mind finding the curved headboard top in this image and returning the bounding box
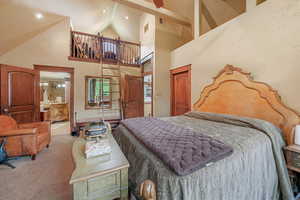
[194,65,300,145]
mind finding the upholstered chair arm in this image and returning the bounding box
[0,128,37,137]
[19,121,50,134]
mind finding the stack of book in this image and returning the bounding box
[85,139,111,159]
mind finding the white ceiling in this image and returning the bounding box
[1,0,144,41]
[0,1,65,56]
[0,0,195,55]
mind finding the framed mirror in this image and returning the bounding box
[85,76,112,109]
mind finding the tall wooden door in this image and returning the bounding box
[0,65,40,123]
[170,65,191,116]
[122,75,144,119]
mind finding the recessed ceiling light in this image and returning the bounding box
[125,16,129,20]
[102,9,106,14]
[35,13,44,19]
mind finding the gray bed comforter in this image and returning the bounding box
[113,111,294,200]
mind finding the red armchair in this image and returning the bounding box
[0,115,51,160]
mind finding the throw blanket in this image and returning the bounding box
[121,117,233,175]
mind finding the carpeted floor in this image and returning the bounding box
[0,135,76,200]
[51,121,71,136]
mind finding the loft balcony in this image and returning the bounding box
[69,31,141,67]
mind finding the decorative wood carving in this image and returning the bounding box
[140,180,156,200]
[194,65,300,145]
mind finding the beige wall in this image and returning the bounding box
[171,0,300,113]
[154,18,192,117]
[0,17,141,121]
[144,103,152,117]
[100,25,120,39]
[140,13,156,58]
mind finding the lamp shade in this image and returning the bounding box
[295,125,300,145]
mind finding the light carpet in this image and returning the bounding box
[0,135,75,200]
[51,122,71,136]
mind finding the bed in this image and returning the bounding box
[113,65,300,200]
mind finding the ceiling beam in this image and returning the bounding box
[112,0,191,27]
[202,2,217,29]
[153,0,164,8]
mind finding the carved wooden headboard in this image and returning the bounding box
[194,65,300,145]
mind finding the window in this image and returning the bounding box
[85,76,111,109]
[257,0,266,5]
[144,75,152,103]
[144,23,149,33]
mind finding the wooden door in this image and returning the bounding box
[122,75,144,119]
[170,65,191,116]
[0,65,40,123]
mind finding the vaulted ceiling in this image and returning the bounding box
[0,2,65,56]
[2,0,143,36]
[0,0,248,56]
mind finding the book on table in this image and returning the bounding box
[85,139,111,159]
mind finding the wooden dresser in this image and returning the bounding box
[70,131,129,200]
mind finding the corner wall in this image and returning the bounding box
[0,17,141,121]
[171,0,300,112]
[154,18,192,117]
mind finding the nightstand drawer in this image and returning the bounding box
[284,145,300,172]
[287,151,300,168]
[88,171,120,194]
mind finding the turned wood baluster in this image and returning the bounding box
[126,44,131,64]
[130,45,133,65]
[88,36,90,59]
[72,32,75,58]
[84,35,88,58]
[126,44,129,64]
[81,35,84,58]
[91,36,94,59]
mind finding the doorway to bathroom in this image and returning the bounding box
[34,65,74,135]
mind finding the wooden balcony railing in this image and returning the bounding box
[69,31,141,67]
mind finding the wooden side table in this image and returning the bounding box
[70,132,129,200]
[284,145,300,199]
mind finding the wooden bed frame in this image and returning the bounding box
[139,65,300,200]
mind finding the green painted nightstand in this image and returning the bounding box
[284,145,300,199]
[70,133,129,200]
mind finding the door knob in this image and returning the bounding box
[2,107,9,114]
